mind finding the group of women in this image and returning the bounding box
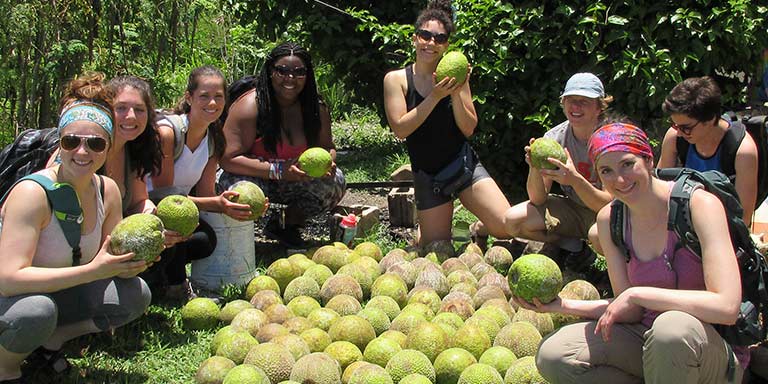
[0,0,753,382]
[0,41,342,381]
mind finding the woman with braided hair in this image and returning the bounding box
[219,42,345,249]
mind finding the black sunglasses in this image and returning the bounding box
[273,65,308,79]
[60,134,108,153]
[671,120,701,135]
[416,29,449,44]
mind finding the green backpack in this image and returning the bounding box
[0,174,103,266]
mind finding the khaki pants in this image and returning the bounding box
[536,311,743,384]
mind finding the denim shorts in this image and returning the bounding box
[413,161,490,210]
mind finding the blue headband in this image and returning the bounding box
[57,102,113,141]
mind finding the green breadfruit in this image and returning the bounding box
[289,352,343,384]
[324,340,362,371]
[434,347,477,384]
[458,363,504,384]
[215,332,259,365]
[354,241,383,262]
[363,336,402,368]
[109,213,164,262]
[435,51,469,84]
[219,300,254,324]
[283,276,320,303]
[181,297,220,330]
[479,346,517,377]
[405,322,448,362]
[507,254,563,304]
[155,194,199,237]
[229,181,267,220]
[494,322,542,358]
[348,364,394,384]
[399,373,433,384]
[512,309,554,336]
[244,342,295,383]
[504,356,548,384]
[195,356,236,384]
[222,364,270,384]
[385,349,436,383]
[529,137,567,170]
[327,315,376,352]
[298,147,333,178]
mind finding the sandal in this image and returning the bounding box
[26,347,71,375]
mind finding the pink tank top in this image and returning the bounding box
[624,214,749,366]
[249,137,306,161]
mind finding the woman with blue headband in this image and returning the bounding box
[0,72,152,383]
[516,120,746,383]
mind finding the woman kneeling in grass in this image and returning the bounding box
[0,72,152,383]
[516,121,747,383]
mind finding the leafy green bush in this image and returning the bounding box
[235,0,767,198]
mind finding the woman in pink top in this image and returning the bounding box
[517,120,746,383]
[219,42,345,248]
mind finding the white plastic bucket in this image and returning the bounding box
[190,211,256,292]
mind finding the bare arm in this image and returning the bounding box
[150,124,176,188]
[619,191,741,325]
[125,171,156,215]
[220,92,272,178]
[0,180,144,296]
[189,157,252,221]
[383,69,442,139]
[657,128,679,168]
[734,134,759,225]
[542,148,612,212]
[450,71,478,137]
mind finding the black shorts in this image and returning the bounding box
[413,161,490,210]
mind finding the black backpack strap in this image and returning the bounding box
[675,136,689,167]
[609,200,631,262]
[1,174,83,265]
[667,170,703,256]
[719,115,746,178]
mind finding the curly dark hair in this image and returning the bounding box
[415,0,455,35]
[107,76,162,177]
[173,65,227,159]
[253,42,322,155]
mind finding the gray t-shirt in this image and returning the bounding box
[543,121,600,207]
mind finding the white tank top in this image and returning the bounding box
[147,130,210,197]
[0,172,105,267]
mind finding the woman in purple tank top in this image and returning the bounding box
[515,121,746,383]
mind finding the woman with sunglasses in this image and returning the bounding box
[142,65,253,301]
[219,42,345,249]
[383,0,514,246]
[524,121,746,383]
[0,72,151,383]
[658,76,759,225]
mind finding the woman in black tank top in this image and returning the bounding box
[383,0,516,246]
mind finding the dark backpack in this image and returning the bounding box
[610,168,768,347]
[0,128,60,198]
[675,112,768,207]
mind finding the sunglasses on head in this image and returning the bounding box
[416,29,449,44]
[272,65,308,79]
[60,134,108,153]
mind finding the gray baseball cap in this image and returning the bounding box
[561,73,605,99]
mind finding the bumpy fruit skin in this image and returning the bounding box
[229,181,267,220]
[298,147,333,178]
[156,195,199,237]
[435,51,469,84]
[507,253,563,304]
[109,213,165,262]
[529,137,567,170]
[181,297,221,330]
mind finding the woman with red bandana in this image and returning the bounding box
[519,121,747,383]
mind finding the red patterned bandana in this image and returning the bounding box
[588,123,653,165]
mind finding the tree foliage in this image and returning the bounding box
[1,0,766,196]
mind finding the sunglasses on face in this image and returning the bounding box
[415,29,449,44]
[671,120,701,135]
[60,134,108,153]
[272,65,308,79]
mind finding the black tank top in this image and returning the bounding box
[404,65,466,174]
